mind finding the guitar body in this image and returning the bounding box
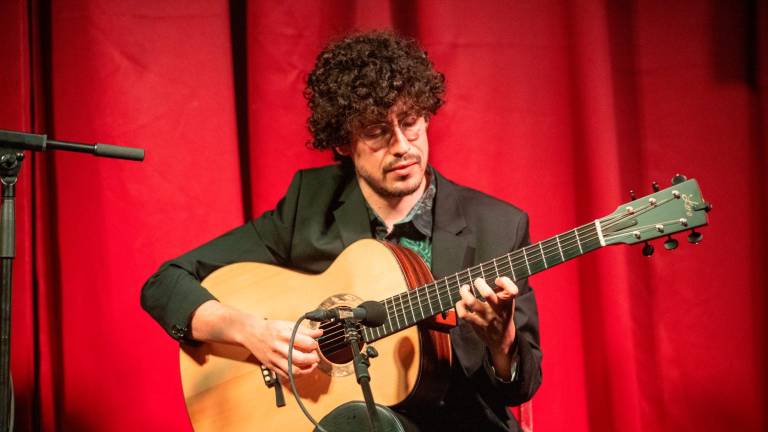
[180,239,452,431]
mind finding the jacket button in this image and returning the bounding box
[171,325,186,338]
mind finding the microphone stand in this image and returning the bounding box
[0,148,22,432]
[0,130,144,432]
[343,319,381,432]
[315,318,405,432]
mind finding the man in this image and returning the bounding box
[141,31,542,431]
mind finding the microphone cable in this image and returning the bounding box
[288,315,330,432]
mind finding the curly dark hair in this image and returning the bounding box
[305,31,445,158]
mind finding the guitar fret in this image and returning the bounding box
[574,228,584,254]
[493,258,499,281]
[455,273,462,295]
[507,253,517,280]
[555,235,565,262]
[385,297,394,334]
[522,247,532,275]
[389,295,398,332]
[425,287,432,317]
[392,294,402,330]
[467,269,478,298]
[539,242,547,268]
[436,281,444,311]
[413,285,423,321]
[426,286,434,317]
[405,289,416,324]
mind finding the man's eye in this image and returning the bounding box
[363,125,387,138]
[401,116,419,128]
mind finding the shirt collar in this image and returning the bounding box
[367,167,436,239]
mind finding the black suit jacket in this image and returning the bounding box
[141,164,542,431]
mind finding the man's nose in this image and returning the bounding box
[388,126,411,156]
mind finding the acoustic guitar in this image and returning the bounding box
[180,176,710,431]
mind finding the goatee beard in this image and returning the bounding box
[356,163,423,198]
[359,171,422,198]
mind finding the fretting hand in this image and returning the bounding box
[456,277,519,378]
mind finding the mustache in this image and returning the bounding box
[384,154,421,172]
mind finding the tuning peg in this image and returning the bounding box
[642,242,654,257]
[687,230,703,244]
[663,235,678,250]
[629,190,636,200]
[671,174,687,185]
[703,202,713,213]
[652,181,660,192]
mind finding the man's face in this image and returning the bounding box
[341,110,429,199]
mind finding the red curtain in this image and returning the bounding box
[1,1,766,431]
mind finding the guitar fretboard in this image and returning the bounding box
[363,221,603,343]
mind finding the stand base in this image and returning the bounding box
[316,402,406,432]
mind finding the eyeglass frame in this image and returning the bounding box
[354,113,427,151]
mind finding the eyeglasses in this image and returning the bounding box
[357,114,425,150]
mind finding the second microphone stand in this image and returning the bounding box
[316,319,405,432]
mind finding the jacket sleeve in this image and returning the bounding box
[454,212,543,408]
[139,171,303,342]
[486,212,543,406]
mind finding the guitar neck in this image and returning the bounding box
[364,221,604,343]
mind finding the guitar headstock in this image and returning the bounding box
[600,175,711,252]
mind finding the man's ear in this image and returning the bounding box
[335,145,351,156]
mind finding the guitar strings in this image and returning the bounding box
[374,224,603,335]
[368,202,666,340]
[379,213,630,329]
[319,198,670,347]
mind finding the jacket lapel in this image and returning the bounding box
[332,175,372,248]
[432,170,489,376]
[432,169,474,278]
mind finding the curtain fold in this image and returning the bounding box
[0,1,765,431]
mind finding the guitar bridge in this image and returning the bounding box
[260,365,286,407]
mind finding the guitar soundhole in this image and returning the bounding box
[317,320,365,365]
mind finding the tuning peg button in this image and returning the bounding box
[687,230,703,244]
[642,242,654,256]
[664,236,678,250]
[671,174,687,185]
[652,181,660,192]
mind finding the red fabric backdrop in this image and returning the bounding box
[1,1,766,431]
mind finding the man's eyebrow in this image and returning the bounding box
[395,111,420,121]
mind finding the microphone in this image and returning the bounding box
[305,300,387,327]
[0,129,145,161]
